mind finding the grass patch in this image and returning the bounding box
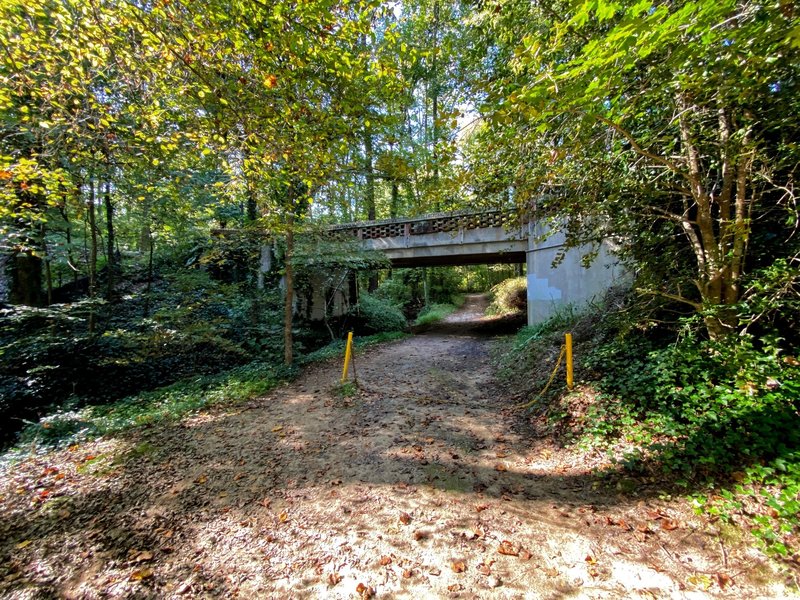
[301,331,408,364]
[9,331,409,453]
[16,361,294,449]
[413,303,458,326]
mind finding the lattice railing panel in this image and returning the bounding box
[329,210,522,240]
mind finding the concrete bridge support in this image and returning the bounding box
[526,226,625,326]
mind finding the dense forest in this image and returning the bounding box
[1,0,800,576]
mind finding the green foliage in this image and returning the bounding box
[583,327,800,477]
[413,303,458,327]
[334,381,359,399]
[494,303,581,387]
[486,277,527,315]
[350,293,407,334]
[300,331,408,364]
[466,0,800,337]
[17,361,293,448]
[374,277,414,309]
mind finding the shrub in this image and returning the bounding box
[351,293,407,333]
[374,278,413,308]
[487,277,527,315]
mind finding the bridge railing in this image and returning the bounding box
[328,209,525,241]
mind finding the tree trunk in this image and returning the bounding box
[87,179,98,333]
[283,214,295,366]
[364,127,376,221]
[138,197,152,253]
[9,252,42,306]
[104,181,116,301]
[41,223,52,305]
[143,230,154,318]
[390,180,399,219]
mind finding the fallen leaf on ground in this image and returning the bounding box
[494,463,507,472]
[448,583,462,591]
[687,573,712,590]
[195,474,207,485]
[356,582,374,598]
[498,540,518,556]
[134,551,154,563]
[475,503,489,512]
[519,548,532,560]
[477,563,492,575]
[272,426,283,432]
[379,556,392,566]
[399,512,412,525]
[660,519,679,531]
[402,569,413,578]
[129,568,153,581]
[715,573,732,589]
[15,540,32,549]
[585,554,597,565]
[451,560,466,573]
[328,573,342,586]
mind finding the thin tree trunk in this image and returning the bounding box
[390,180,399,218]
[283,213,295,366]
[104,181,115,301]
[143,230,154,317]
[87,179,98,333]
[364,127,376,221]
[41,223,52,305]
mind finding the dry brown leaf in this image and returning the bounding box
[271,426,283,433]
[195,474,207,485]
[402,569,413,578]
[447,583,462,591]
[519,548,532,561]
[399,512,412,525]
[477,563,492,576]
[328,573,342,586]
[497,540,518,556]
[129,568,153,581]
[450,560,466,573]
[135,551,154,563]
[715,573,732,589]
[494,463,507,472]
[356,582,374,598]
[585,554,597,565]
[15,540,32,550]
[278,511,288,523]
[379,556,392,566]
[660,519,679,531]
[475,503,489,512]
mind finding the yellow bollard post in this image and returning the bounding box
[341,331,354,383]
[565,332,574,390]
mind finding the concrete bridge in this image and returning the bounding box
[328,210,625,326]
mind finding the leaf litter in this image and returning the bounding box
[0,296,792,598]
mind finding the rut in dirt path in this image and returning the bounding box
[0,299,787,599]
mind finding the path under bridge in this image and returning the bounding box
[327,210,625,326]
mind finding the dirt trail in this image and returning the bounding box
[0,298,789,599]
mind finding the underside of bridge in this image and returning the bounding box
[321,211,627,325]
[387,251,525,268]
